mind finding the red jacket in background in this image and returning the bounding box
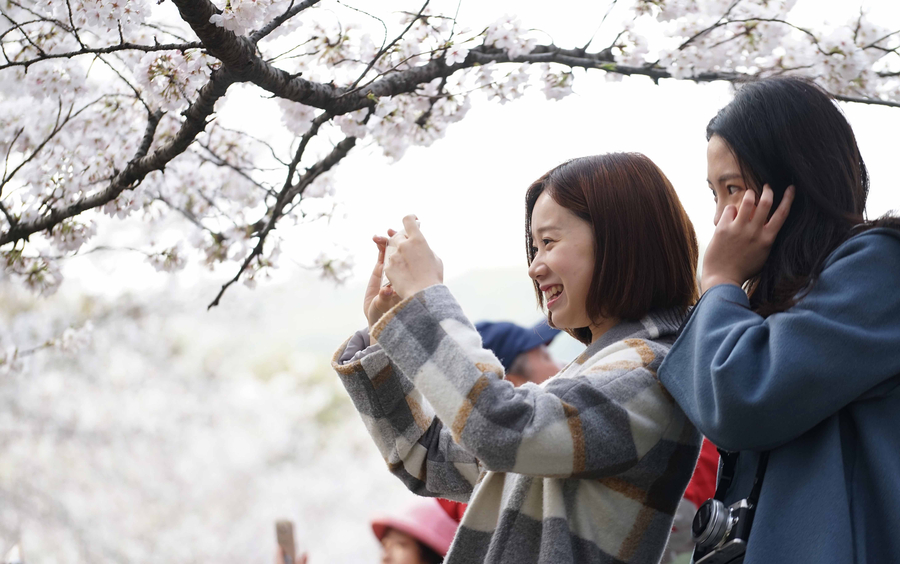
[682,438,719,508]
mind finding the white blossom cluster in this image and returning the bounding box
[484,14,539,59]
[209,0,286,36]
[136,50,215,113]
[147,244,188,272]
[313,246,353,284]
[34,0,151,38]
[2,251,63,295]
[649,0,899,100]
[540,63,575,100]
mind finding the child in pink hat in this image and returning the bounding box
[371,500,459,564]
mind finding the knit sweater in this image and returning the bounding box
[658,228,900,564]
[333,284,701,564]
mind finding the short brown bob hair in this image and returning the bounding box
[525,153,699,344]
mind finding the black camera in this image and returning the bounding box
[690,497,755,564]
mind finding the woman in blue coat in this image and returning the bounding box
[658,77,900,564]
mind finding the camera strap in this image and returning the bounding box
[713,449,770,505]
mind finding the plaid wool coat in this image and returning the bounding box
[333,285,701,564]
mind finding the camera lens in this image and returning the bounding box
[692,502,711,537]
[692,499,729,548]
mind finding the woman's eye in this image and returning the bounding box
[530,246,538,255]
[709,188,718,203]
[542,238,552,246]
[726,185,743,195]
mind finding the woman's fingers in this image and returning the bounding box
[402,214,421,238]
[366,237,389,296]
[734,188,757,224]
[719,204,738,228]
[374,284,401,313]
[752,184,775,228]
[373,235,388,260]
[764,185,795,240]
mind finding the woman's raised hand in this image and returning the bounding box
[364,234,402,334]
[701,184,795,293]
[383,215,444,300]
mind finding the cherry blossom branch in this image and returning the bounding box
[207,122,290,167]
[680,17,827,55]
[168,0,900,122]
[250,0,322,43]
[208,117,356,309]
[676,0,743,50]
[0,9,50,58]
[153,193,225,241]
[345,0,431,93]
[194,143,278,198]
[1,99,71,203]
[0,41,204,71]
[5,0,73,34]
[0,126,24,200]
[832,94,900,108]
[0,70,236,246]
[0,200,14,227]
[864,29,900,50]
[64,0,87,50]
[208,139,358,308]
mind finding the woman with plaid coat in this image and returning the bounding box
[334,153,702,564]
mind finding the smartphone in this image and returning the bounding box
[276,520,295,564]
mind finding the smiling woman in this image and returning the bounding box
[525,153,700,344]
[332,152,702,564]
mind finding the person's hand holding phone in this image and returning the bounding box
[382,215,443,300]
[364,234,403,336]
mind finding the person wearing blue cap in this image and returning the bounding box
[473,320,561,388]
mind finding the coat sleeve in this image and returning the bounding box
[658,230,900,452]
[332,336,482,501]
[371,284,695,479]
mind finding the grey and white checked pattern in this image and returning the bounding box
[333,285,701,564]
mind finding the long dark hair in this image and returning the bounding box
[525,153,698,344]
[707,76,899,316]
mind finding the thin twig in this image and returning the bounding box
[833,93,900,108]
[64,0,86,49]
[677,0,743,50]
[344,0,431,94]
[208,113,351,308]
[250,0,321,43]
[0,41,204,71]
[583,0,620,51]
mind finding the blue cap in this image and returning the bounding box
[474,320,561,373]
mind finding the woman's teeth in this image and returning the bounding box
[546,285,562,299]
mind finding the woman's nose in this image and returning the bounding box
[528,256,544,279]
[713,203,724,226]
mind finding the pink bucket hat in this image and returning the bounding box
[371,500,460,556]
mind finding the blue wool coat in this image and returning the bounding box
[658,228,900,564]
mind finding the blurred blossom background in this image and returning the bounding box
[2,0,899,562]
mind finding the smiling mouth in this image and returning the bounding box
[544,285,563,308]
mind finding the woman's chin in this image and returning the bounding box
[549,312,573,330]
